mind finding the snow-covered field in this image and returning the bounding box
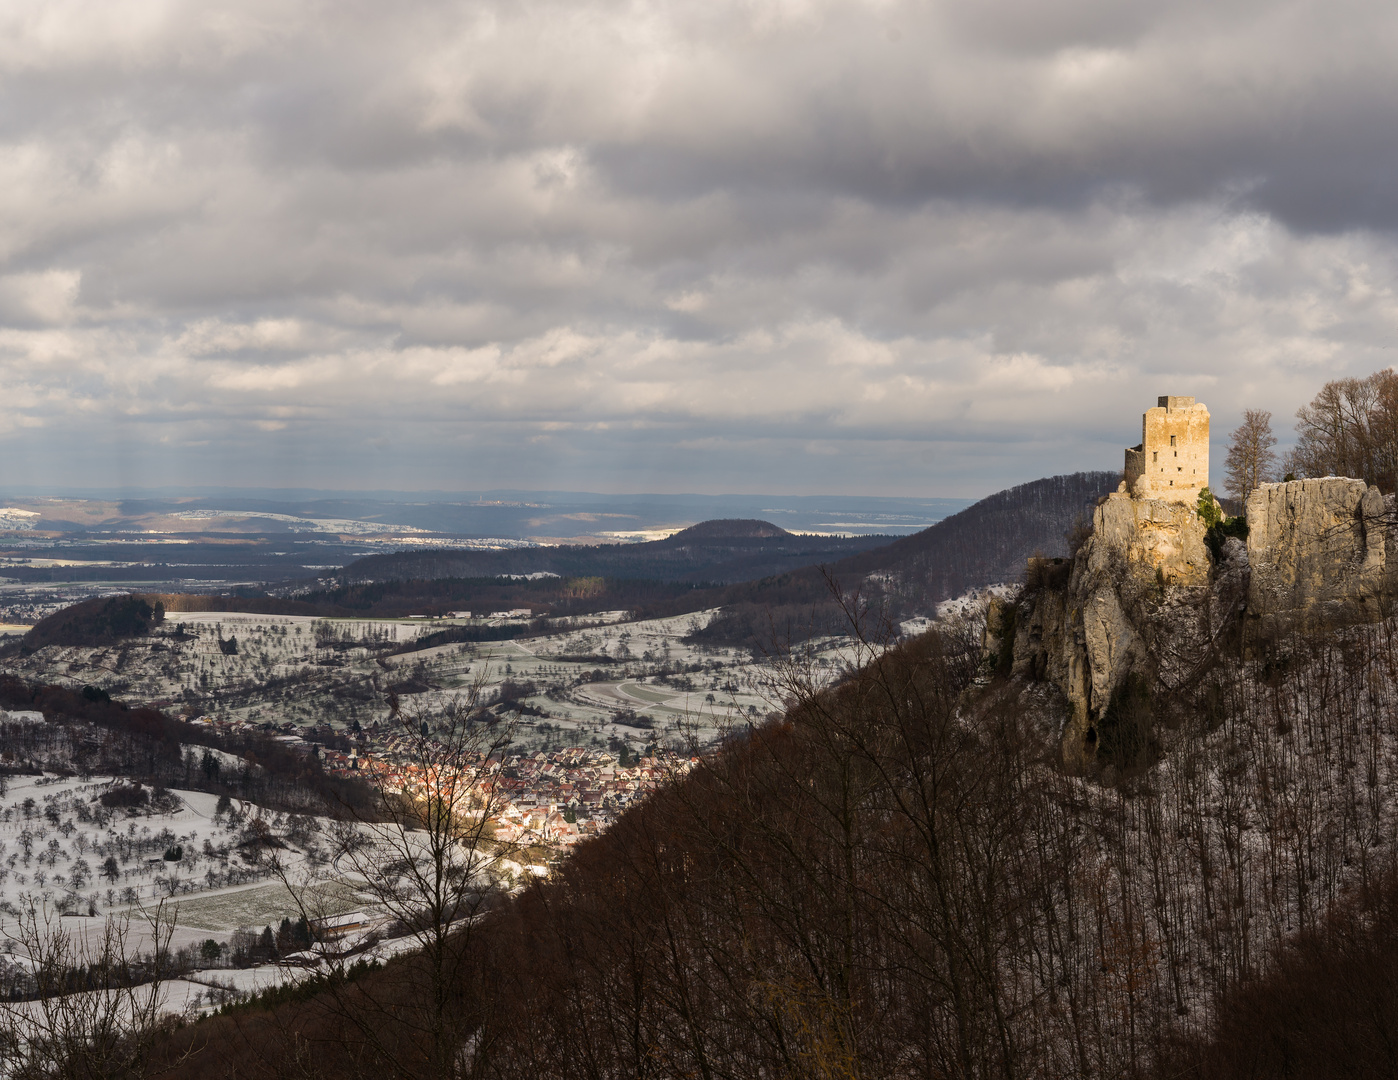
[0,772,356,952]
[3,604,878,753]
[0,770,453,1017]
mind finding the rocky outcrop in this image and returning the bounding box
[1000,487,1214,769]
[1092,490,1212,587]
[980,594,1016,673]
[987,476,1253,766]
[979,459,1398,779]
[995,466,1398,771]
[1246,478,1395,633]
[1000,475,1398,772]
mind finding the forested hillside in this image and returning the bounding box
[835,470,1118,599]
[141,602,1398,1078]
[19,595,167,651]
[0,676,374,814]
[693,471,1118,647]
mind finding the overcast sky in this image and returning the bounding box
[2,0,1396,498]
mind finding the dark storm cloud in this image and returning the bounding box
[1,0,1396,496]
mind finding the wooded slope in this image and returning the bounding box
[143,586,1398,1079]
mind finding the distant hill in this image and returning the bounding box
[335,519,890,588]
[663,519,792,541]
[19,595,167,652]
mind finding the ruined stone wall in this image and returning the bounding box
[1124,396,1210,503]
[1123,445,1146,490]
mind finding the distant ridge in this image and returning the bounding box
[279,475,1119,635]
[835,470,1120,602]
[336,520,882,587]
[11,474,1122,651]
[691,472,1121,648]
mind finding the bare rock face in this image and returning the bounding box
[1006,489,1213,770]
[1064,494,1210,767]
[1088,492,1211,588]
[980,595,1014,671]
[1011,579,1069,683]
[1246,478,1391,632]
[996,474,1398,773]
[1070,582,1140,758]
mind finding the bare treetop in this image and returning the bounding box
[1225,409,1279,504]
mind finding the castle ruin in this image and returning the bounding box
[987,391,1398,771]
[1122,396,1210,502]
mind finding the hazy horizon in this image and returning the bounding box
[0,483,988,503]
[0,488,983,544]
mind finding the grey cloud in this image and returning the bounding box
[1,0,1397,496]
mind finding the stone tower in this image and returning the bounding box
[1122,396,1210,502]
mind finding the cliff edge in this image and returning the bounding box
[996,475,1397,772]
[1246,477,1394,633]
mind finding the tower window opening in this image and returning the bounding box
[1171,435,1177,447]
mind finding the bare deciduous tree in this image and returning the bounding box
[1287,369,1398,491]
[261,675,520,1080]
[1224,408,1279,504]
[0,900,180,1080]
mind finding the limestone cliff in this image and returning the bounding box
[1001,487,1213,769]
[1000,475,1398,771]
[1089,490,1212,588]
[1246,478,1394,634]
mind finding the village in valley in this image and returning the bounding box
[27,605,801,844]
[198,711,694,851]
[0,598,872,1013]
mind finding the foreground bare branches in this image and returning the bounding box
[249,672,519,1080]
[0,901,179,1080]
[136,593,1398,1080]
